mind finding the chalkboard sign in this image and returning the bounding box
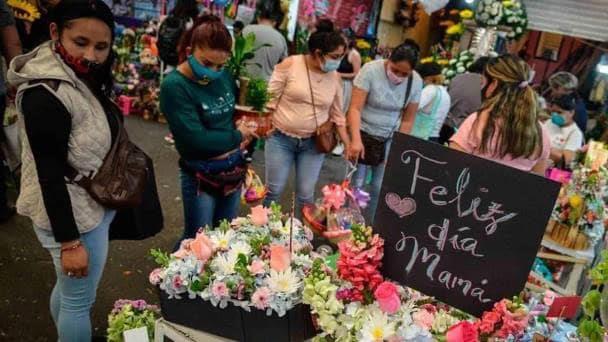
[375,134,560,316]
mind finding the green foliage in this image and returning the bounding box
[269,202,283,221]
[245,78,270,112]
[227,32,271,79]
[251,233,271,256]
[150,249,170,267]
[578,318,605,342]
[107,305,159,342]
[218,219,231,232]
[589,250,608,285]
[582,289,602,317]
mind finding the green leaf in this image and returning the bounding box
[578,318,605,342]
[150,249,170,267]
[582,290,602,318]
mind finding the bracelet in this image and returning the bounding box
[60,240,82,253]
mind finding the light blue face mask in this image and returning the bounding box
[188,55,223,84]
[321,57,342,73]
[551,112,566,127]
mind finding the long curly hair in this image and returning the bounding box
[476,54,543,159]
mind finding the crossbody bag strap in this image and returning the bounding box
[304,55,319,132]
[387,75,414,138]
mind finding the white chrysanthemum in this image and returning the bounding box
[266,268,301,295]
[359,309,397,342]
[210,229,234,250]
[211,252,238,275]
[230,240,252,257]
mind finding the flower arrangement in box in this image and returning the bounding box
[150,203,314,317]
[303,223,532,341]
[107,299,160,342]
[302,181,370,243]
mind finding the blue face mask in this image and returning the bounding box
[551,112,566,127]
[321,57,342,73]
[188,55,223,84]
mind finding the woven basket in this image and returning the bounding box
[546,219,589,251]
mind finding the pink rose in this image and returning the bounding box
[270,244,291,272]
[149,268,163,285]
[190,232,214,263]
[211,282,229,298]
[250,205,270,226]
[251,287,271,310]
[413,309,435,330]
[374,281,400,314]
[248,259,266,275]
[446,321,479,342]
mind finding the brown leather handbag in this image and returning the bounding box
[304,57,337,154]
[68,103,148,209]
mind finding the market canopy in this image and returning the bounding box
[523,0,608,42]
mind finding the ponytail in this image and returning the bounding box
[477,55,543,159]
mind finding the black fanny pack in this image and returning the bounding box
[180,157,246,197]
[359,131,389,166]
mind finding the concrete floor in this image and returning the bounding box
[0,116,349,341]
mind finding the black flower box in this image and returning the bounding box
[158,290,316,342]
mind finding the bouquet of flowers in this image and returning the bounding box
[303,225,474,342]
[302,181,370,243]
[150,204,314,317]
[304,223,532,341]
[107,299,160,342]
[242,169,267,205]
[548,162,607,249]
[475,0,528,40]
[442,49,481,85]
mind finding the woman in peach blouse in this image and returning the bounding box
[263,24,349,208]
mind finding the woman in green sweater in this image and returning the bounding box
[160,15,257,244]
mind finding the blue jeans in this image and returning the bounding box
[353,139,392,225]
[263,130,325,209]
[34,209,116,342]
[179,169,241,245]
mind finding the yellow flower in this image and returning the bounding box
[356,39,371,50]
[503,0,513,7]
[569,195,583,208]
[446,23,464,35]
[420,57,435,64]
[362,56,373,64]
[437,59,449,66]
[459,9,474,19]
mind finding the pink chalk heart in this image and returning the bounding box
[385,193,416,218]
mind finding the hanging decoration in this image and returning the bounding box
[470,27,499,59]
[475,0,528,41]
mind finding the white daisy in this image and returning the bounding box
[266,268,301,295]
[210,229,235,250]
[359,308,397,342]
[211,252,238,276]
[230,240,252,257]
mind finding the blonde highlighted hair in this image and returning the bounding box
[477,54,543,159]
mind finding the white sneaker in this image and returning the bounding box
[332,143,344,156]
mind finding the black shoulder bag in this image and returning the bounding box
[359,76,413,166]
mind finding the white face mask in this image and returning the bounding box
[386,67,407,84]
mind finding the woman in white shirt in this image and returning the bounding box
[543,94,584,167]
[411,62,451,142]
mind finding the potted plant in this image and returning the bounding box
[226,32,270,105]
[235,78,273,138]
